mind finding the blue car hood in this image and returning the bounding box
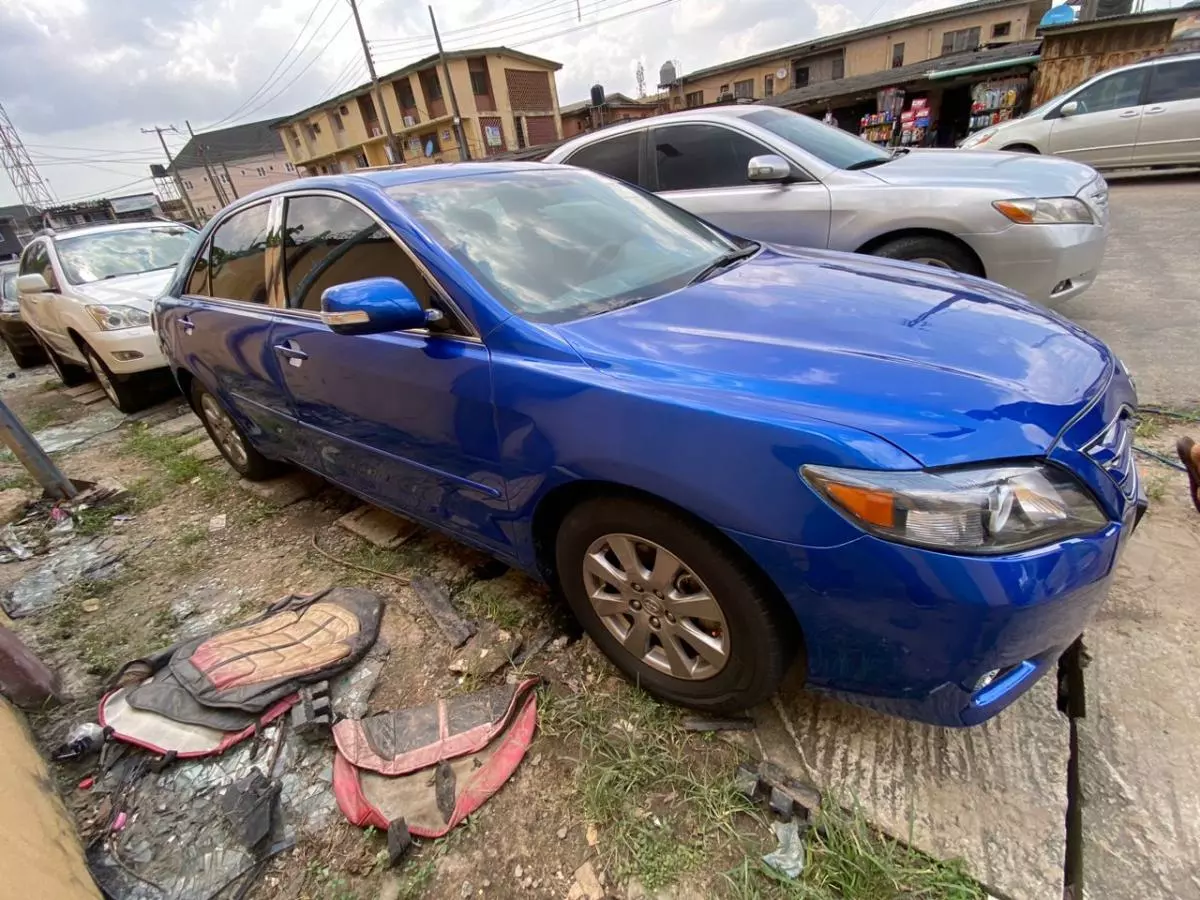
[557,247,1113,468]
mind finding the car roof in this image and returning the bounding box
[547,104,766,155]
[47,220,190,240]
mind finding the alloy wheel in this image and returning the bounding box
[582,533,729,680]
[200,393,249,469]
[87,353,119,406]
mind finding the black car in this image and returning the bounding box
[0,262,45,368]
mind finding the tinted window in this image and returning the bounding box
[389,168,741,324]
[20,241,49,278]
[743,108,890,170]
[209,202,271,303]
[654,124,774,192]
[185,244,210,296]
[1148,58,1200,104]
[1070,68,1147,114]
[282,195,439,316]
[567,132,642,185]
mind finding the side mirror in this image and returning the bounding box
[16,273,50,294]
[1059,101,1080,117]
[320,277,435,335]
[747,154,792,182]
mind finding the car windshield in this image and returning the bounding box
[0,268,16,302]
[54,226,195,285]
[743,108,892,170]
[389,168,743,323]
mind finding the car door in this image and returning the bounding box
[648,122,832,248]
[1046,66,1149,167]
[268,192,509,552]
[17,240,66,352]
[1132,56,1200,166]
[157,199,300,462]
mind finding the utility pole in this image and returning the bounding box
[142,125,198,224]
[186,120,230,208]
[220,160,240,200]
[0,399,76,500]
[429,6,469,160]
[349,0,402,165]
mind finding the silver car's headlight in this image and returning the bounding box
[802,463,1107,553]
[993,197,1094,225]
[85,304,151,331]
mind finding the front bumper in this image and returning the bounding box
[86,325,167,375]
[966,219,1108,304]
[730,514,1133,726]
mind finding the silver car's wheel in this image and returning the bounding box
[200,392,249,469]
[582,532,730,680]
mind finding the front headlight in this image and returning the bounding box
[85,304,151,331]
[961,128,996,148]
[993,197,1094,225]
[802,463,1107,553]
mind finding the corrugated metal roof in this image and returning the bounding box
[169,118,287,172]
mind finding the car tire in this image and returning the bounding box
[82,346,156,414]
[3,336,45,369]
[37,336,90,387]
[191,380,282,481]
[555,496,798,713]
[869,235,983,276]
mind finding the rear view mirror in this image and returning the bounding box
[1059,101,1080,117]
[748,154,792,182]
[16,273,50,294]
[321,277,434,335]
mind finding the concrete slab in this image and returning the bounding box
[61,383,99,398]
[753,673,1069,900]
[148,414,203,438]
[1078,503,1200,900]
[237,472,322,507]
[72,387,107,406]
[336,504,419,549]
[183,439,222,463]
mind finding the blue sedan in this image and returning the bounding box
[155,163,1143,726]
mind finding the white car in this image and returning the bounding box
[17,221,196,411]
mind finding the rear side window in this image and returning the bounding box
[281,195,441,319]
[566,132,642,185]
[653,124,773,192]
[1147,58,1200,104]
[209,202,271,303]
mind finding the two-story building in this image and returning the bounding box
[559,92,662,137]
[169,118,298,221]
[273,47,563,173]
[664,0,1049,108]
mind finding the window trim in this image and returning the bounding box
[273,189,479,341]
[563,128,648,188]
[185,198,277,308]
[647,121,785,193]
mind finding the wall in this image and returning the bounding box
[0,698,100,900]
[1033,20,1175,103]
[561,104,658,137]
[179,149,297,220]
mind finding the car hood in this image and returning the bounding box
[863,148,1098,195]
[72,268,176,310]
[556,247,1113,468]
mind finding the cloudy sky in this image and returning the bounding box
[0,0,1160,207]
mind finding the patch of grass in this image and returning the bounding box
[1145,476,1168,503]
[123,424,219,487]
[454,580,528,631]
[39,380,61,393]
[1134,415,1165,440]
[23,404,68,432]
[0,471,36,492]
[304,861,361,900]
[177,523,208,547]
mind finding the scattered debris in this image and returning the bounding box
[3,537,127,617]
[681,715,755,733]
[763,820,806,879]
[449,626,523,678]
[411,575,476,648]
[386,818,412,866]
[0,522,32,560]
[329,636,390,720]
[511,629,555,667]
[207,513,226,532]
[567,861,604,900]
[736,760,822,823]
[336,504,419,549]
[236,472,322,507]
[82,597,101,612]
[51,722,106,761]
[586,823,599,846]
[290,682,332,738]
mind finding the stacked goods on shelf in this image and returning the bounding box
[968,77,1028,132]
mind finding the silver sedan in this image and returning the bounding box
[544,106,1109,304]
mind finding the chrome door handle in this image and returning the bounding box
[1118,110,1141,118]
[1144,106,1166,114]
[180,315,194,334]
[273,341,308,366]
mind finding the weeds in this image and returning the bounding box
[177,523,208,547]
[1134,415,1164,440]
[0,471,36,492]
[123,424,215,486]
[455,579,528,631]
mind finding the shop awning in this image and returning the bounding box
[926,55,1040,80]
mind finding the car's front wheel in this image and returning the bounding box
[555,496,797,713]
[83,347,156,413]
[869,235,983,276]
[191,381,282,481]
[37,336,90,387]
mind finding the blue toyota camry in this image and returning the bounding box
[154,162,1144,727]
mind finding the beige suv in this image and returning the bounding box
[961,52,1200,168]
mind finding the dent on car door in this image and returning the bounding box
[1132,57,1200,166]
[1047,67,1148,167]
[650,123,831,247]
[269,193,508,551]
[167,200,299,459]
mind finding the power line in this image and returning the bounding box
[505,0,678,49]
[370,0,571,47]
[25,142,169,156]
[56,174,158,204]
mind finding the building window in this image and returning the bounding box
[257,167,266,176]
[991,21,1011,37]
[305,123,318,141]
[470,68,490,97]
[395,79,417,111]
[422,70,443,101]
[892,42,905,67]
[831,55,844,80]
[764,74,774,97]
[794,65,810,88]
[733,79,754,99]
[718,83,730,97]
[285,163,294,172]
[685,90,703,107]
[516,117,527,150]
[354,151,369,168]
[331,112,345,131]
[941,26,981,54]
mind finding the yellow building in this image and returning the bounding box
[274,47,563,173]
[665,0,1049,108]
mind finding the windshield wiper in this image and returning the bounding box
[845,157,890,171]
[687,244,759,285]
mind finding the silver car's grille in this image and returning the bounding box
[1085,406,1137,500]
[1082,176,1109,224]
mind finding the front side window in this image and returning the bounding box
[389,168,743,324]
[1147,58,1200,104]
[1069,68,1147,114]
[53,226,195,285]
[566,132,642,185]
[281,195,441,318]
[654,123,773,192]
[209,203,271,303]
[743,107,890,170]
[19,241,49,279]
